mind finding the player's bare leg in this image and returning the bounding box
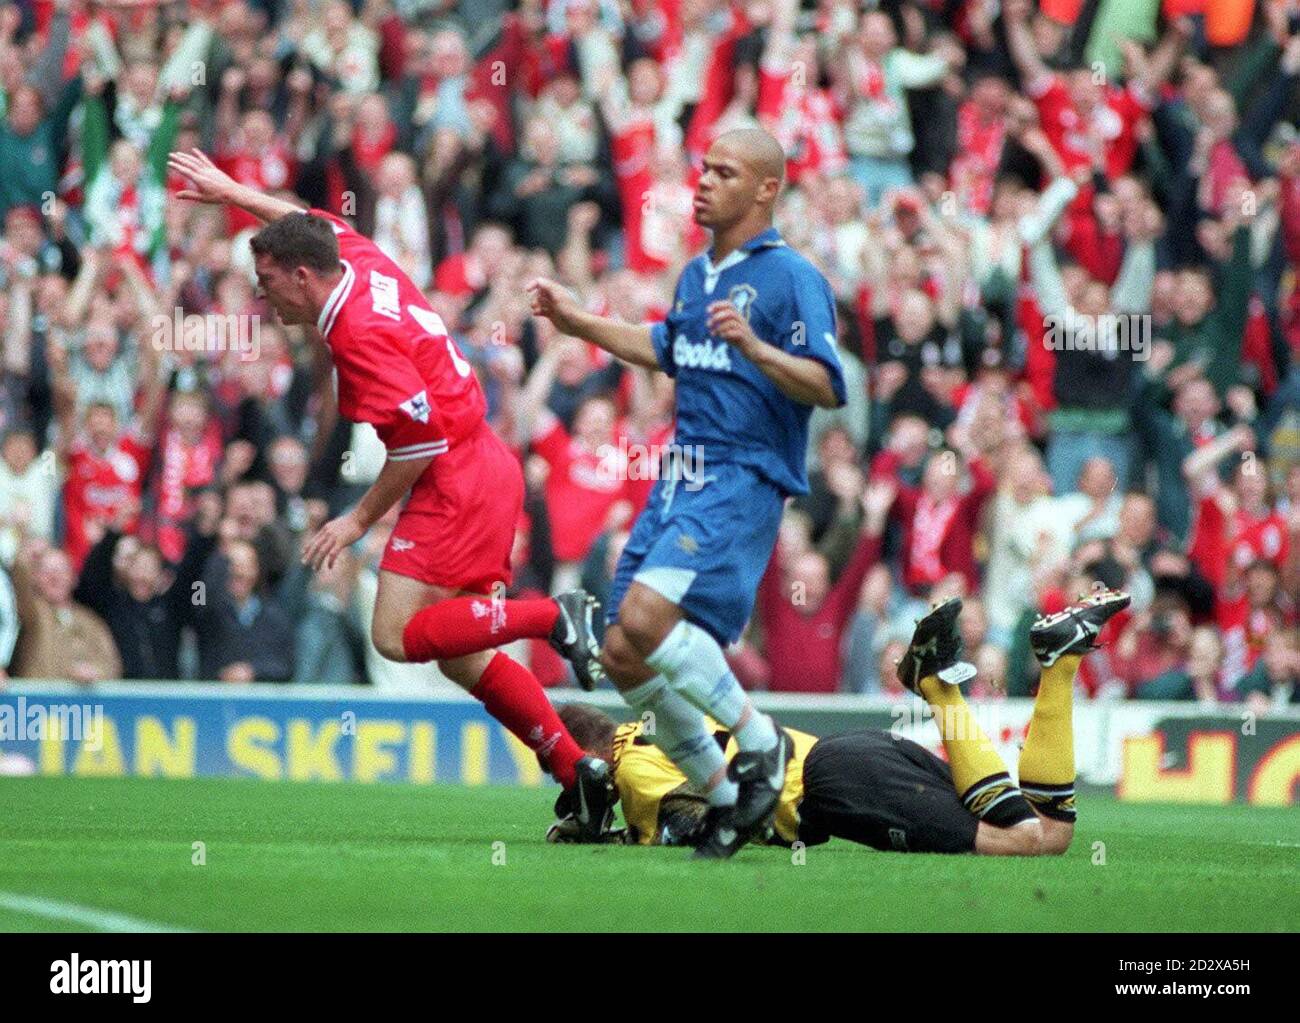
[897,598,1046,856]
[1023,588,1131,855]
[602,581,790,857]
[371,571,609,818]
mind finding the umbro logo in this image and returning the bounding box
[391,537,414,551]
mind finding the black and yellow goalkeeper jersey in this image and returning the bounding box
[608,719,818,845]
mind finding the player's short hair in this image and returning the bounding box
[249,213,340,274]
[557,703,618,757]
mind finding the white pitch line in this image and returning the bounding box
[0,891,191,933]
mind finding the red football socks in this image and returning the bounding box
[471,653,583,787]
[402,596,560,662]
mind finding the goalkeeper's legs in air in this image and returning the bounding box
[1022,588,1132,854]
[896,597,1044,855]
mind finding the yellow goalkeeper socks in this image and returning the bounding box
[1018,654,1079,822]
[918,675,1035,828]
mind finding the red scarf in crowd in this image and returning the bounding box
[908,493,959,587]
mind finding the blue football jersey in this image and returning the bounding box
[648,227,846,497]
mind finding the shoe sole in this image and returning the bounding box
[553,595,604,691]
[1031,593,1131,665]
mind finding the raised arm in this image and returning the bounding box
[1182,424,1253,486]
[527,277,660,370]
[512,337,575,444]
[1120,19,1192,100]
[1002,0,1051,92]
[168,148,305,225]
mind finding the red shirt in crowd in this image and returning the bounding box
[757,62,847,185]
[532,417,635,563]
[62,429,151,570]
[949,99,1005,216]
[872,449,996,593]
[218,143,297,234]
[1215,592,1284,690]
[757,528,882,693]
[1188,493,1289,593]
[1030,76,1150,180]
[150,422,223,563]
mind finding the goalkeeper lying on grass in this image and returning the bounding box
[548,589,1129,856]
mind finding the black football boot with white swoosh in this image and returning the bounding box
[728,725,792,843]
[549,590,606,690]
[1029,588,1131,668]
[552,756,617,841]
[895,596,977,695]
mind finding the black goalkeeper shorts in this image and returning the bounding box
[796,730,979,854]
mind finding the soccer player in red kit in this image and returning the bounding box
[167,149,614,835]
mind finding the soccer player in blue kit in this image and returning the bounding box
[527,128,846,858]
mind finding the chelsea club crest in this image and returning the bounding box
[727,284,758,321]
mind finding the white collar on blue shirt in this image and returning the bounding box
[702,228,785,294]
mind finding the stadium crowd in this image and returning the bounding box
[0,0,1297,712]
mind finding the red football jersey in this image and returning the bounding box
[532,417,633,563]
[63,430,151,570]
[310,210,487,462]
[1031,76,1149,180]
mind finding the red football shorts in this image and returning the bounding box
[379,421,524,594]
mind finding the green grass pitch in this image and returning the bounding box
[0,777,1295,932]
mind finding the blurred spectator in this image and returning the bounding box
[0,426,56,564]
[1239,629,1300,713]
[756,476,894,692]
[193,538,294,683]
[1136,625,1223,703]
[10,537,121,682]
[73,499,216,681]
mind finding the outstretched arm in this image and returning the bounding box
[168,148,305,224]
[527,277,659,370]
